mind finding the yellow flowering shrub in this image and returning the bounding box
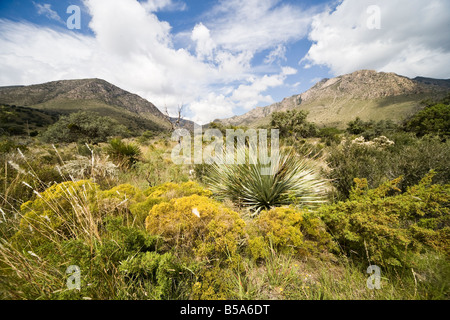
[100,184,146,203]
[320,172,450,267]
[247,207,335,259]
[130,197,165,223]
[190,266,234,300]
[99,184,147,221]
[15,180,100,245]
[145,195,246,260]
[134,182,213,223]
[144,181,212,200]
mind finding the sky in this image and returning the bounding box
[0,0,449,124]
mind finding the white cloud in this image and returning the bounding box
[34,2,64,23]
[231,67,297,110]
[142,0,187,12]
[191,23,216,61]
[264,44,287,65]
[206,0,314,53]
[302,0,450,78]
[0,0,313,125]
[188,93,236,124]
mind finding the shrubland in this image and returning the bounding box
[0,97,449,300]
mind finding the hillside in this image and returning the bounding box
[217,70,450,129]
[0,79,172,133]
[0,104,59,136]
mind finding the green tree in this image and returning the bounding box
[271,110,318,139]
[406,103,450,138]
[346,117,372,135]
[41,111,128,144]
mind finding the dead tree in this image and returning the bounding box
[164,104,184,131]
[164,104,185,144]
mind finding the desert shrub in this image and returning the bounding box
[131,149,167,187]
[105,138,141,169]
[318,127,343,146]
[190,265,235,300]
[129,197,165,226]
[326,134,450,200]
[59,155,119,187]
[119,251,193,299]
[205,145,328,215]
[57,220,170,299]
[347,118,398,139]
[97,184,146,224]
[0,212,175,300]
[100,184,145,203]
[120,146,190,189]
[13,180,100,247]
[406,102,450,138]
[320,172,450,267]
[247,207,335,259]
[144,181,212,199]
[326,138,390,200]
[389,135,450,190]
[137,130,158,145]
[145,195,246,261]
[192,163,212,183]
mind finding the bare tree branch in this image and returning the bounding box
[164,103,185,132]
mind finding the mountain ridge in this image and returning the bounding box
[216,70,450,128]
[0,78,183,133]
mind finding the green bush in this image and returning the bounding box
[346,118,399,140]
[137,130,157,145]
[14,180,100,247]
[320,172,450,267]
[144,181,212,199]
[406,102,450,138]
[247,207,336,259]
[318,127,343,146]
[145,195,246,261]
[326,134,450,199]
[119,251,194,299]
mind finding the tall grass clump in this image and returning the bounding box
[205,144,328,215]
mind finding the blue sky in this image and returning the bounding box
[0,0,449,124]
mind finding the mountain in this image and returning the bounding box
[217,70,450,129]
[0,78,174,133]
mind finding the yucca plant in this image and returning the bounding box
[205,144,328,216]
[105,138,141,169]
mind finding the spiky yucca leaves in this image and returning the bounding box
[105,138,141,169]
[205,145,328,215]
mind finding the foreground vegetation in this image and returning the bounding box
[0,96,449,300]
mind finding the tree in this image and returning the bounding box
[41,111,128,144]
[406,103,450,138]
[346,117,371,135]
[270,110,318,139]
[164,104,185,132]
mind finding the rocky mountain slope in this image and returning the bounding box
[217,70,450,129]
[0,79,173,133]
